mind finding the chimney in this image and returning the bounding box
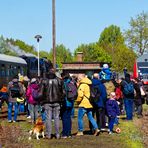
[76,52,83,62]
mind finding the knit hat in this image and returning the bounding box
[24,76,30,82]
[0,86,7,93]
[31,78,37,83]
[103,64,109,69]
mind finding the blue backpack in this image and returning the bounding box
[123,81,134,95]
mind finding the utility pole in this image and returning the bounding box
[52,0,56,70]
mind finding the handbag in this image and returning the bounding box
[17,97,25,104]
[140,86,146,96]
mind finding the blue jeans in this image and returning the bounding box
[19,103,25,112]
[108,117,116,132]
[78,107,98,132]
[124,99,134,120]
[61,107,72,136]
[114,117,119,125]
[8,102,19,121]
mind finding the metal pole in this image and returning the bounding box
[52,0,56,70]
[35,35,42,77]
[37,41,40,77]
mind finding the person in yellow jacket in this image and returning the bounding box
[76,74,100,136]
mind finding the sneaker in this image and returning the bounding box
[13,120,16,123]
[61,136,68,139]
[76,131,83,136]
[27,116,31,119]
[105,123,108,127]
[45,136,51,139]
[101,128,106,132]
[94,129,100,136]
[109,131,113,135]
[8,120,12,123]
[56,134,60,139]
[68,135,72,138]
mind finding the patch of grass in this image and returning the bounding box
[143,104,148,112]
[117,120,144,148]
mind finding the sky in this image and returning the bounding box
[0,0,147,53]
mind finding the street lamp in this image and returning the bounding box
[34,35,42,77]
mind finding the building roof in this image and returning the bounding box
[62,62,102,70]
[0,54,27,65]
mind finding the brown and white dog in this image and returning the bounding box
[29,117,45,140]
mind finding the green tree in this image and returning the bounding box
[40,50,50,59]
[74,43,111,63]
[0,36,17,56]
[98,25,137,72]
[7,38,37,55]
[49,44,73,68]
[125,12,148,55]
[111,44,136,72]
[98,25,125,52]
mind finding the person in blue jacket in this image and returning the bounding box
[90,73,107,131]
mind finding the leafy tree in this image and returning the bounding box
[40,50,50,59]
[49,44,73,68]
[74,43,111,63]
[125,12,148,55]
[98,25,125,52]
[0,36,17,56]
[111,44,137,72]
[97,25,137,72]
[7,38,37,55]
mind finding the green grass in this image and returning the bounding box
[117,119,144,148]
[143,104,148,112]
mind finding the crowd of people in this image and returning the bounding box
[0,64,147,139]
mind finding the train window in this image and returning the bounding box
[9,65,14,76]
[139,68,148,74]
[18,66,24,75]
[13,66,17,76]
[0,64,6,77]
[6,66,9,76]
[18,66,21,74]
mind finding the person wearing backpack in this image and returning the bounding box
[76,74,100,136]
[26,78,40,124]
[60,73,76,138]
[89,73,107,132]
[119,73,134,120]
[40,69,65,139]
[7,76,24,122]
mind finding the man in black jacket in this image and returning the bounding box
[41,70,64,139]
[119,73,134,120]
